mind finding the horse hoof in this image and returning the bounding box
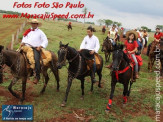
[123,104,126,107]
[89,91,93,95]
[61,102,66,107]
[80,96,84,100]
[105,109,110,114]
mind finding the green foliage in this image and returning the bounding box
[104,19,113,27]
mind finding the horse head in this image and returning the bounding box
[112,44,126,71]
[101,37,112,52]
[57,41,69,69]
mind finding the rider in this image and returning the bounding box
[147,27,162,56]
[21,19,48,84]
[108,24,118,46]
[124,30,139,79]
[143,29,149,47]
[80,26,100,83]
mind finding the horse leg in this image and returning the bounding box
[105,53,108,64]
[97,70,102,88]
[21,77,27,103]
[40,69,49,94]
[127,81,133,97]
[50,66,60,91]
[123,83,129,105]
[61,76,72,107]
[108,52,111,62]
[80,79,84,99]
[8,78,20,99]
[106,81,116,111]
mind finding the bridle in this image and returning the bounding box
[58,47,84,80]
[112,50,122,70]
[0,52,4,68]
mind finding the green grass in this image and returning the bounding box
[0,19,163,122]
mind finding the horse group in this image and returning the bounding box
[0,34,162,112]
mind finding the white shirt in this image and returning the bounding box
[22,28,48,48]
[80,35,100,53]
[110,28,118,32]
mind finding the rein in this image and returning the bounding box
[113,50,133,81]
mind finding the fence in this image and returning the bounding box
[10,20,27,49]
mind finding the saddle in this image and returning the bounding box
[21,46,52,69]
[124,50,143,66]
[80,49,101,70]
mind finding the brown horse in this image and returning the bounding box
[67,24,72,31]
[57,42,103,107]
[148,41,160,72]
[101,36,113,63]
[0,66,2,83]
[0,45,60,103]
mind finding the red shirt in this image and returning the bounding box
[124,40,138,53]
[154,32,162,40]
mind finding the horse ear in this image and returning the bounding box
[59,41,62,46]
[0,45,4,52]
[120,45,124,50]
[65,43,69,48]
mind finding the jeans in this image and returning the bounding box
[131,54,138,72]
[33,48,41,80]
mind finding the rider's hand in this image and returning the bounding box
[90,50,95,55]
[21,43,25,47]
[36,46,42,51]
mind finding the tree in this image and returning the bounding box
[117,22,122,27]
[97,19,104,26]
[82,7,88,23]
[104,19,113,28]
[156,25,163,32]
[141,26,151,32]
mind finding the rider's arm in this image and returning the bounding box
[94,37,100,53]
[40,31,48,48]
[80,37,86,50]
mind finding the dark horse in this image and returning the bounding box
[57,42,103,107]
[101,36,113,63]
[0,45,60,103]
[105,45,134,112]
[102,27,106,34]
[67,24,72,31]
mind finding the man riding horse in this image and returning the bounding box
[21,19,48,84]
[147,27,162,56]
[79,26,100,83]
[108,24,118,46]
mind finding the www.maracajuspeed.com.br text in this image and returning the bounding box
[2,12,94,20]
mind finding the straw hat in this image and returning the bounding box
[126,30,138,39]
[28,19,42,27]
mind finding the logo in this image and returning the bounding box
[2,105,33,121]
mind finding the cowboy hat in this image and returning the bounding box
[28,19,42,27]
[126,30,138,39]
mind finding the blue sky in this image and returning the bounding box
[0,0,163,30]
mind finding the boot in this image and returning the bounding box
[135,72,139,79]
[33,78,39,84]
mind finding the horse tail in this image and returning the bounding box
[50,51,60,82]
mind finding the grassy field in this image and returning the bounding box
[0,19,163,122]
[0,14,25,47]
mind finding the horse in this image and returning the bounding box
[102,28,106,34]
[148,41,160,72]
[67,24,72,31]
[101,36,113,63]
[57,42,103,107]
[0,45,60,103]
[105,45,134,112]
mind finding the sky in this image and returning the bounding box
[0,0,163,30]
